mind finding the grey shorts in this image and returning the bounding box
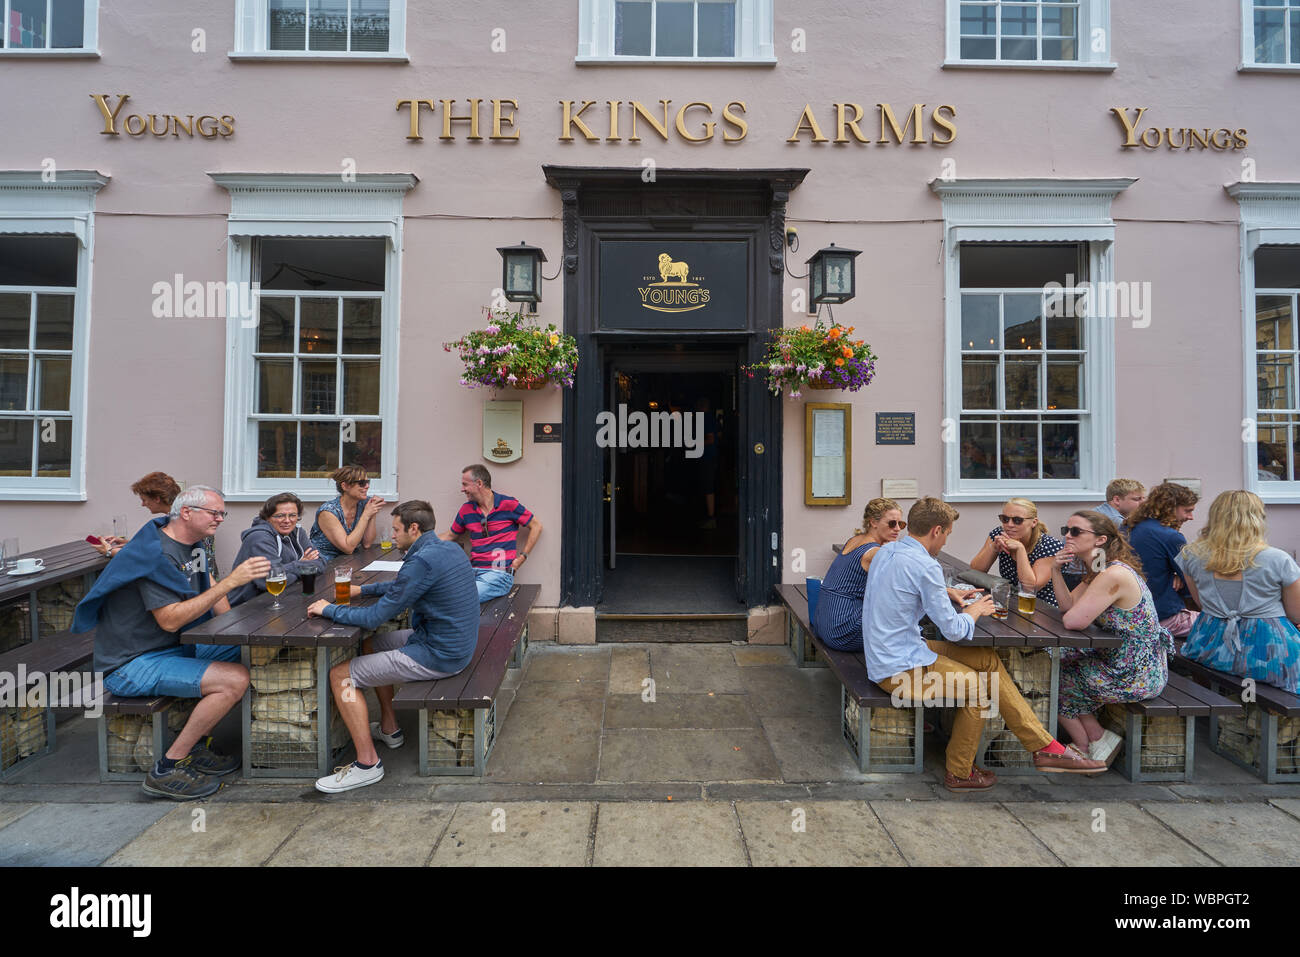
[347,629,456,689]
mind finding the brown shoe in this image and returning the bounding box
[1034,744,1107,773]
[945,766,998,792]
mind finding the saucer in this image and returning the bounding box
[4,566,44,576]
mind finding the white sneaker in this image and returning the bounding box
[315,761,384,793]
[1089,730,1123,766]
[370,721,404,749]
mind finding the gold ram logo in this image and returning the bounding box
[657,253,691,283]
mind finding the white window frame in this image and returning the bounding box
[1241,0,1300,70]
[0,170,107,501]
[231,0,408,61]
[944,0,1114,70]
[930,177,1135,502]
[577,0,775,64]
[209,172,417,502]
[1229,182,1300,502]
[0,0,98,56]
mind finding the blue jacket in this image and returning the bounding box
[72,516,206,633]
[1129,518,1189,620]
[325,532,479,675]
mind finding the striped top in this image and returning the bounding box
[813,540,879,652]
[450,491,535,570]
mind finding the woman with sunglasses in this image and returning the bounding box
[1048,510,1173,762]
[969,498,1064,607]
[309,464,386,562]
[813,498,909,651]
[1176,491,1300,694]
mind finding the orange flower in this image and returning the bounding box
[827,327,841,340]
[835,357,845,367]
[800,325,810,332]
[842,346,854,358]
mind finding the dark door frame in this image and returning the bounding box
[543,166,809,608]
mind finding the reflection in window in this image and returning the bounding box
[267,0,391,52]
[1254,1,1300,64]
[958,0,1079,62]
[614,0,736,57]
[1255,247,1300,480]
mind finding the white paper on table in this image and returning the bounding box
[813,409,843,457]
[360,560,405,571]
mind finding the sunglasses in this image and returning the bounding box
[885,519,907,530]
[1060,525,1092,538]
[998,515,1028,526]
[351,479,371,487]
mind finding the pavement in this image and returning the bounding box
[3,642,1300,866]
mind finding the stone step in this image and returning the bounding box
[595,614,748,643]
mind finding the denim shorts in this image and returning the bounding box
[474,567,514,602]
[103,644,242,699]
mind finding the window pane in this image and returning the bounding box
[697,1,735,56]
[1005,358,1040,410]
[342,360,380,415]
[0,294,30,350]
[257,359,294,414]
[258,422,298,478]
[0,357,28,410]
[299,421,339,477]
[1292,8,1300,63]
[1043,421,1079,478]
[10,0,49,48]
[299,299,338,354]
[1046,360,1082,410]
[342,420,382,474]
[36,416,70,475]
[1041,5,1077,37]
[269,0,307,50]
[960,244,1080,289]
[1258,354,1294,410]
[960,421,997,478]
[656,1,695,56]
[1256,295,1294,350]
[960,3,996,35]
[1256,247,1300,288]
[1001,37,1036,59]
[1045,300,1082,349]
[1258,423,1288,480]
[1256,9,1286,62]
[342,299,381,354]
[0,236,77,286]
[309,0,348,51]
[1000,420,1039,479]
[1001,5,1037,36]
[0,418,33,475]
[1004,294,1043,350]
[961,294,999,349]
[350,0,390,51]
[299,361,337,415]
[962,358,997,409]
[259,239,385,291]
[615,1,652,54]
[34,294,74,350]
[1041,37,1076,60]
[50,0,84,48]
[36,357,70,411]
[258,298,294,353]
[961,37,996,58]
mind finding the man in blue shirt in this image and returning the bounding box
[863,497,1106,791]
[307,500,479,793]
[1095,478,1145,532]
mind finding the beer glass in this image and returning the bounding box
[1017,590,1037,616]
[334,566,353,605]
[991,580,1012,620]
[266,569,287,609]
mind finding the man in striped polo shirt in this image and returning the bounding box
[441,464,542,601]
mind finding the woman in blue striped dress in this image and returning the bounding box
[814,498,905,652]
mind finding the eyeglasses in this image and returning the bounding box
[271,513,299,522]
[886,520,907,530]
[1060,525,1092,538]
[187,505,229,519]
[998,515,1028,526]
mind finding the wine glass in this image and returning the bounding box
[265,568,288,609]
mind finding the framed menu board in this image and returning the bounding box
[805,402,851,506]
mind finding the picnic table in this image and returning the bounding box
[181,544,401,778]
[0,540,109,651]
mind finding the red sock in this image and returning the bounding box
[1037,739,1068,756]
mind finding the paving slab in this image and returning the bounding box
[1270,798,1300,822]
[649,645,746,694]
[871,800,1061,866]
[594,801,747,866]
[738,664,840,717]
[1004,802,1216,867]
[106,802,317,866]
[737,800,906,867]
[732,646,795,667]
[267,801,454,866]
[0,802,173,866]
[603,693,759,730]
[608,647,650,694]
[0,802,36,831]
[1142,801,1300,867]
[429,801,593,866]
[524,647,611,684]
[599,729,781,783]
[484,693,604,783]
[761,713,862,781]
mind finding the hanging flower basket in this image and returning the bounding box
[444,308,579,391]
[745,321,877,399]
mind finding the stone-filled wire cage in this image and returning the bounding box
[0,706,47,770]
[983,647,1053,769]
[426,703,495,773]
[102,703,195,775]
[843,695,918,770]
[249,645,350,769]
[1217,706,1300,778]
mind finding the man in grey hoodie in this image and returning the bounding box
[228,493,322,606]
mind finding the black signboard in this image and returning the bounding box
[597,240,749,330]
[876,412,916,445]
[534,422,561,443]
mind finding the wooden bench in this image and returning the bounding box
[1170,655,1300,784]
[0,630,95,779]
[97,693,194,783]
[774,584,924,772]
[391,584,539,776]
[1102,672,1242,783]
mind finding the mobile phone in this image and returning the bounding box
[86,535,102,546]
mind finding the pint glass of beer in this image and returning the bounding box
[334,566,353,605]
[1017,590,1037,616]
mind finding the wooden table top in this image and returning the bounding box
[0,540,109,603]
[181,545,403,648]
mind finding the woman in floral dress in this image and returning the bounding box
[1047,509,1174,762]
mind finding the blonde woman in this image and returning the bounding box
[309,464,386,562]
[1176,491,1300,694]
[814,498,906,651]
[969,497,1064,607]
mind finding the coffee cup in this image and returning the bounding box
[12,557,44,574]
